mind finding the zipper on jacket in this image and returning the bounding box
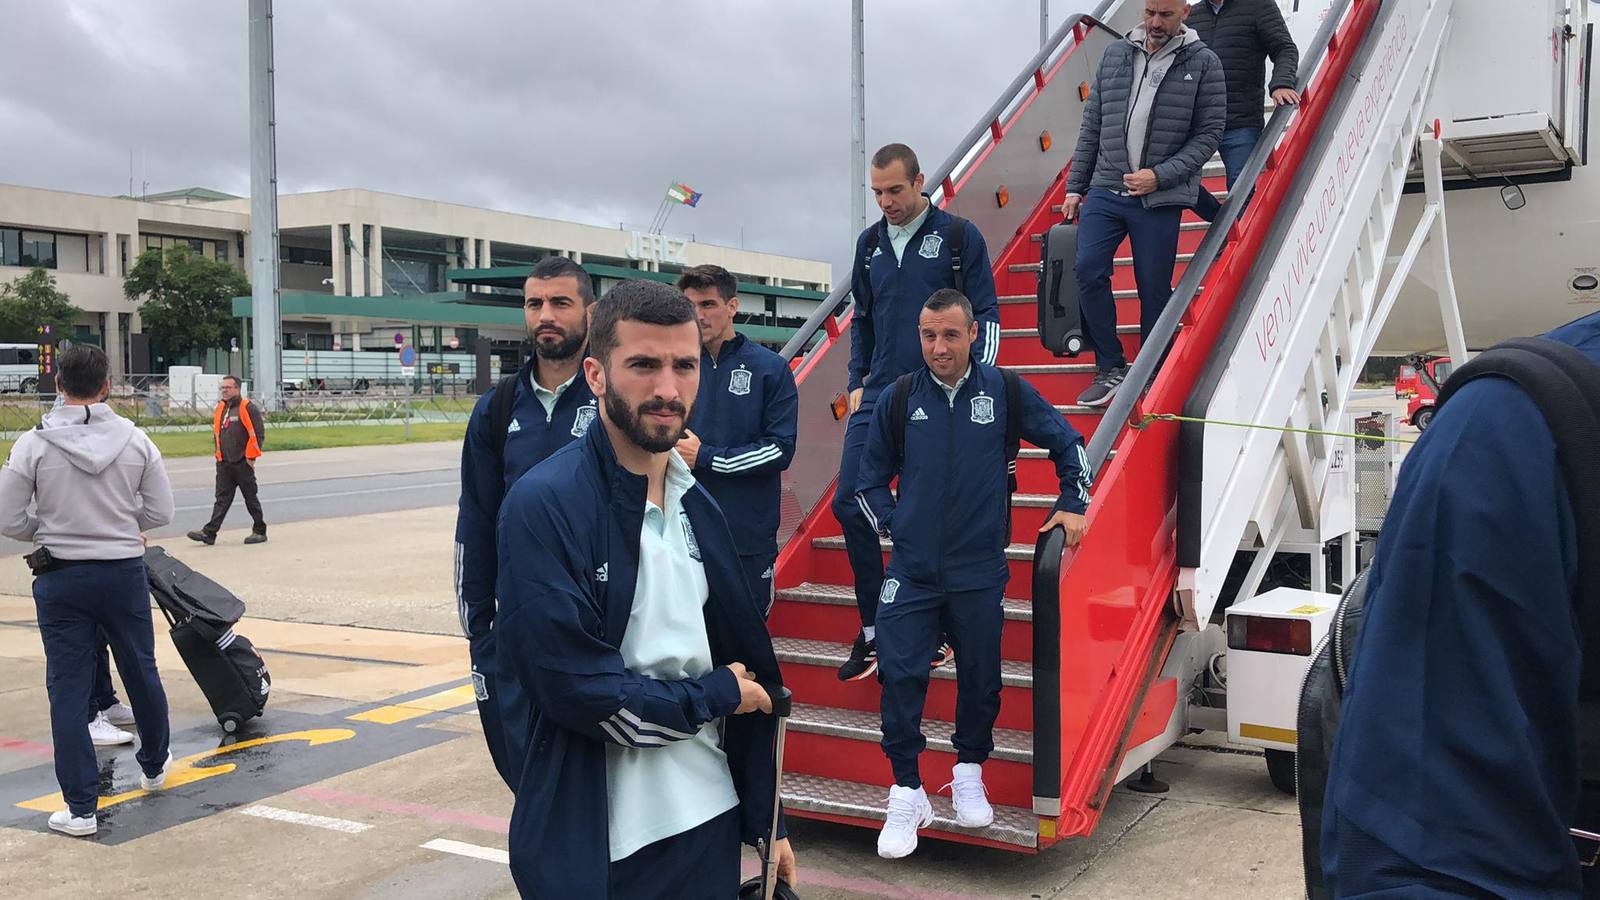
[1130,41,1198,187]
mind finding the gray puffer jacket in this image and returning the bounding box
[1067,26,1227,209]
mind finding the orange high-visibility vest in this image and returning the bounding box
[214,397,262,461]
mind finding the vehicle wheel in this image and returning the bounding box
[220,714,241,734]
[20,377,37,394]
[1265,748,1296,795]
[354,378,370,392]
[1412,407,1434,431]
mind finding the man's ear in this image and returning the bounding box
[583,356,606,397]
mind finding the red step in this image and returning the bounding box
[806,537,1041,602]
[771,582,1034,661]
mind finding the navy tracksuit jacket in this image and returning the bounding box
[855,362,1090,786]
[454,359,597,787]
[494,420,785,898]
[1323,311,1600,898]
[687,333,799,605]
[856,362,1090,591]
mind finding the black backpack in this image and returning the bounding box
[887,367,1024,497]
[1297,337,1600,897]
[858,213,969,308]
[488,369,522,467]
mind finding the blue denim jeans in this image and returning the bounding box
[1193,126,1264,222]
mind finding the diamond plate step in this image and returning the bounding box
[810,536,1036,563]
[1018,446,1115,461]
[997,290,1144,303]
[789,703,1034,763]
[1001,324,1144,339]
[781,773,1039,849]
[1001,363,1097,375]
[1028,219,1208,241]
[776,582,1032,622]
[1055,404,1105,416]
[773,636,1033,688]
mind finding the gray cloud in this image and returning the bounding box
[1,0,1101,276]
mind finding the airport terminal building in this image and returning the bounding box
[0,182,832,380]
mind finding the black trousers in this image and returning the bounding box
[609,807,740,899]
[205,458,265,535]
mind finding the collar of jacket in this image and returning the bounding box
[874,195,946,248]
[706,332,747,366]
[578,420,651,642]
[1125,24,1201,60]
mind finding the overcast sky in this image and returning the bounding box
[0,0,1102,276]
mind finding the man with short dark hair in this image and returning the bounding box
[0,344,176,837]
[456,254,600,790]
[834,142,1003,681]
[495,279,797,897]
[1064,0,1225,407]
[1188,0,1300,222]
[676,264,799,612]
[187,374,267,545]
[857,289,1089,858]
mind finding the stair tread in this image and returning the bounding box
[773,635,1033,686]
[999,289,1159,303]
[1001,363,1098,375]
[789,702,1033,762]
[776,582,1033,621]
[811,535,1036,562]
[782,773,1039,848]
[999,324,1142,336]
[1055,404,1105,415]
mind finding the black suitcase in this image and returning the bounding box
[144,547,270,733]
[1036,222,1086,357]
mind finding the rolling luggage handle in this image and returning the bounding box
[740,684,799,900]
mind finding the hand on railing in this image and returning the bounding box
[1040,510,1088,546]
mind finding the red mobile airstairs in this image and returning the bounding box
[765,0,1575,851]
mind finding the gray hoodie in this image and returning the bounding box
[0,402,174,560]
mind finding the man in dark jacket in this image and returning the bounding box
[495,279,797,897]
[835,143,1002,681]
[676,264,798,613]
[1064,0,1225,407]
[856,289,1090,859]
[456,255,598,790]
[1322,311,1600,896]
[188,375,267,545]
[1188,0,1301,222]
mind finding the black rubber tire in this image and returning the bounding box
[20,377,37,394]
[1265,748,1296,795]
[220,715,241,734]
[1412,406,1434,431]
[354,379,370,392]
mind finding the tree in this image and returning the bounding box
[124,244,249,359]
[0,268,81,342]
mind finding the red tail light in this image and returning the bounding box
[1227,615,1313,655]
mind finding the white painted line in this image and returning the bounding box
[421,838,510,865]
[173,481,457,512]
[239,804,372,834]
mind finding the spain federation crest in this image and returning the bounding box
[679,512,702,561]
[571,403,597,437]
[918,233,944,260]
[728,367,753,396]
[970,393,995,425]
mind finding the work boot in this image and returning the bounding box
[101,702,135,726]
[243,532,267,545]
[48,810,97,837]
[945,762,995,828]
[88,712,133,747]
[140,751,174,791]
[186,530,215,546]
[877,784,934,859]
[836,632,877,682]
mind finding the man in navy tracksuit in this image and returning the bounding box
[495,280,797,897]
[856,289,1090,859]
[835,143,1003,682]
[455,256,598,790]
[676,264,799,612]
[1322,310,1600,897]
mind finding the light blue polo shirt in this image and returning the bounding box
[887,201,933,264]
[605,451,739,861]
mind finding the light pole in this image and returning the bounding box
[851,0,867,233]
[248,0,282,410]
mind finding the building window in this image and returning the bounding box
[305,333,334,351]
[1,228,64,268]
[140,233,230,263]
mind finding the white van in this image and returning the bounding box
[0,343,40,393]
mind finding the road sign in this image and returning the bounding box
[398,346,417,367]
[394,332,405,345]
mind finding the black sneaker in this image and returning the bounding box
[187,530,215,546]
[243,532,267,545]
[1077,366,1128,408]
[836,633,878,681]
[931,641,955,670]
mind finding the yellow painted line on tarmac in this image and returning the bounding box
[346,683,478,725]
[16,728,356,814]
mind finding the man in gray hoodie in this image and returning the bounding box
[0,344,176,837]
[1064,0,1226,407]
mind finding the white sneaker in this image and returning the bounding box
[88,712,133,747]
[877,784,934,859]
[139,751,174,791]
[945,762,994,828]
[102,702,136,726]
[48,809,97,837]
